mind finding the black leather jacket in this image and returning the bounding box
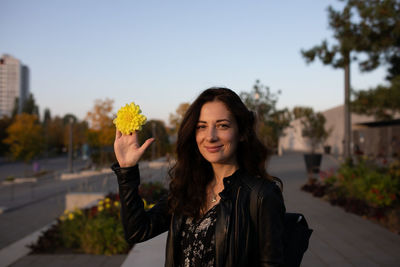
[112,163,285,267]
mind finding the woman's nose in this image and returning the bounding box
[206,127,218,141]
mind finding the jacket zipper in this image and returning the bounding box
[235,186,241,258]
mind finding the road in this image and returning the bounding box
[0,156,89,182]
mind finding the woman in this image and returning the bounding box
[112,88,285,266]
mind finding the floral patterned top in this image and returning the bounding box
[177,204,218,267]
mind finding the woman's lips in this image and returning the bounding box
[205,145,223,153]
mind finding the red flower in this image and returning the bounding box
[371,188,380,194]
[90,206,98,217]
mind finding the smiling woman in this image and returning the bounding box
[112,87,287,266]
[195,101,240,167]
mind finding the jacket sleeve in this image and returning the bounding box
[111,163,170,245]
[256,182,286,267]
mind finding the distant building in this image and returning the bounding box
[0,54,30,117]
[279,105,376,156]
[353,119,400,159]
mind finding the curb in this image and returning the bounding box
[0,207,7,214]
[0,221,55,267]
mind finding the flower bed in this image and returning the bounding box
[29,182,168,255]
[302,158,400,234]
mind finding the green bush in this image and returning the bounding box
[323,159,400,208]
[29,185,165,255]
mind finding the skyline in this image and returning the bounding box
[0,0,388,124]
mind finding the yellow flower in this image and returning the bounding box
[114,201,119,207]
[64,209,69,215]
[98,206,104,212]
[74,208,83,215]
[105,198,111,203]
[98,200,104,206]
[106,203,111,209]
[68,213,74,220]
[59,215,66,221]
[113,102,147,134]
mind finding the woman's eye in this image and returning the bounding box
[196,125,206,130]
[217,124,229,129]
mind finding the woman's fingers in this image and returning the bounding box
[115,129,122,140]
[139,138,155,154]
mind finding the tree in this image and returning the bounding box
[300,109,331,154]
[347,0,400,120]
[22,93,40,117]
[139,120,171,160]
[301,2,356,159]
[85,99,115,165]
[43,108,51,126]
[46,116,65,154]
[344,0,400,76]
[4,113,43,162]
[0,115,12,156]
[240,80,291,152]
[292,106,314,120]
[352,76,400,120]
[169,102,190,134]
[12,93,40,118]
[302,0,400,158]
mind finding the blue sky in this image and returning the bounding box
[0,0,387,124]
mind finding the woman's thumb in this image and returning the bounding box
[139,138,155,153]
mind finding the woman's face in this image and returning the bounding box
[195,101,240,166]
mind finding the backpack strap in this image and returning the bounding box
[247,176,313,267]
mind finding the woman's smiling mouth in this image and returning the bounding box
[205,145,223,153]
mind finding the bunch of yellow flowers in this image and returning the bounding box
[59,208,83,221]
[98,197,114,212]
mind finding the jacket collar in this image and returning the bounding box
[219,168,243,200]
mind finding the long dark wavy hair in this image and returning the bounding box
[168,87,279,219]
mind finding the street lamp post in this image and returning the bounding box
[68,117,74,173]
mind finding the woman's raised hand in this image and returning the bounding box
[114,129,155,168]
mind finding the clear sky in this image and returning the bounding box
[0,0,387,124]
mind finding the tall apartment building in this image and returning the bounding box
[0,54,30,117]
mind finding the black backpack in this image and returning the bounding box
[249,181,313,267]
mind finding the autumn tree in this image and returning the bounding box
[240,80,291,153]
[85,98,115,165]
[0,115,12,156]
[4,113,43,162]
[169,102,190,134]
[139,119,171,160]
[60,114,88,156]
